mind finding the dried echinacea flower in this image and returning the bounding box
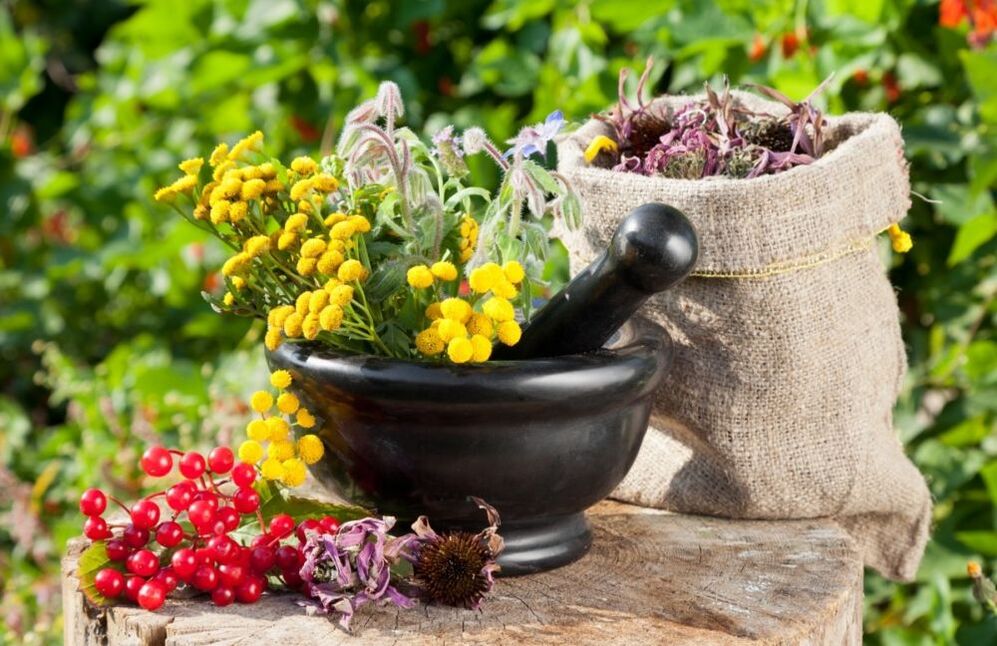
[410,497,503,609]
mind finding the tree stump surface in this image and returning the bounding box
[62,501,863,645]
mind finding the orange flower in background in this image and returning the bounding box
[853,68,869,86]
[882,72,901,103]
[748,34,767,62]
[780,32,800,57]
[290,115,321,143]
[940,0,969,27]
[972,2,997,38]
[10,125,33,158]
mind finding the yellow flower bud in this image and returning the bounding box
[266,417,291,442]
[313,174,338,192]
[281,458,308,487]
[245,235,271,257]
[241,178,267,200]
[330,221,356,240]
[297,257,318,276]
[221,252,250,277]
[329,284,354,306]
[431,261,458,281]
[338,259,365,282]
[285,213,309,233]
[228,130,263,161]
[283,312,304,338]
[269,440,295,461]
[210,200,231,224]
[498,320,522,346]
[302,313,321,340]
[406,265,434,289]
[290,178,313,201]
[246,419,269,441]
[317,250,344,275]
[348,215,371,233]
[324,212,347,227]
[228,200,248,222]
[437,319,467,342]
[209,142,229,167]
[492,278,518,299]
[265,327,282,351]
[258,162,277,179]
[290,156,317,175]
[300,238,327,259]
[319,304,344,331]
[277,392,300,414]
[470,334,492,362]
[179,157,204,176]
[268,305,295,329]
[425,302,443,321]
[415,328,445,356]
[308,290,330,314]
[297,435,324,464]
[278,231,298,250]
[223,292,235,306]
[469,263,503,294]
[502,261,525,284]
[296,408,316,429]
[447,337,473,363]
[322,277,342,292]
[483,296,515,322]
[440,298,472,323]
[466,313,494,338]
[250,390,273,413]
[238,440,264,464]
[260,457,284,480]
[295,292,312,318]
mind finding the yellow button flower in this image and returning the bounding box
[338,259,365,282]
[447,337,474,363]
[406,265,434,289]
[245,235,271,257]
[330,221,356,240]
[317,250,344,275]
[281,458,308,487]
[270,370,293,389]
[258,162,276,179]
[290,178,313,201]
[483,296,515,322]
[466,313,494,338]
[498,320,522,346]
[277,392,300,414]
[209,142,229,167]
[348,215,371,232]
[238,440,264,464]
[328,284,354,307]
[285,213,309,233]
[319,304,344,331]
[324,212,347,226]
[425,302,443,321]
[260,458,284,481]
[470,334,492,362]
[308,290,330,314]
[250,391,273,413]
[313,174,338,192]
[431,261,458,281]
[268,440,295,461]
[228,201,248,223]
[265,328,282,351]
[502,261,525,284]
[301,238,327,258]
[302,313,320,340]
[179,157,204,176]
[415,328,445,356]
[440,298,472,323]
[241,178,266,200]
[296,408,316,428]
[277,231,298,250]
[437,319,467,342]
[154,186,178,203]
[283,312,304,338]
[491,279,518,299]
[291,156,318,175]
[297,435,324,465]
[266,417,291,442]
[468,263,503,294]
[246,419,269,442]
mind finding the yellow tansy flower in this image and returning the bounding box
[154,186,178,203]
[338,259,365,282]
[348,215,371,232]
[260,458,284,481]
[228,130,263,161]
[324,212,347,227]
[313,174,338,192]
[277,392,300,414]
[245,235,271,257]
[209,142,229,167]
[498,320,522,346]
[466,313,493,338]
[297,435,324,464]
[278,231,298,250]
[440,298,472,323]
[425,302,443,320]
[289,178,313,201]
[223,292,235,306]
[281,458,308,487]
[270,370,293,389]
[406,265,434,289]
[431,261,458,281]
[319,304,343,331]
[468,263,503,294]
[483,296,515,322]
[492,279,518,299]
[285,213,309,233]
[290,156,317,175]
[179,157,204,176]
[268,439,295,461]
[238,440,264,464]
[228,201,248,222]
[297,257,318,276]
[330,221,356,240]
[283,312,304,338]
[301,238,327,258]
[250,391,274,413]
[265,328,283,351]
[241,178,266,200]
[308,289,330,314]
[317,250,344,275]
[302,313,321,340]
[447,337,473,363]
[247,419,270,442]
[268,305,295,330]
[415,328,445,356]
[329,284,354,307]
[266,417,291,442]
[296,408,316,428]
[437,319,467,342]
[502,261,525,284]
[470,334,492,362]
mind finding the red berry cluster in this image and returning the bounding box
[80,444,340,611]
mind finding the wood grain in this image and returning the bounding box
[63,501,862,645]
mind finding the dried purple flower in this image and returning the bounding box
[409,497,503,610]
[298,516,420,630]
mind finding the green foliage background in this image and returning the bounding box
[0,0,994,642]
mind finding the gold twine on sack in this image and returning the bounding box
[689,224,912,280]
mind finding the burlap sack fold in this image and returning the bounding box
[557,91,931,581]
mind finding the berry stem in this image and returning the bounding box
[108,495,131,514]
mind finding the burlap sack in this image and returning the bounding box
[556,91,931,581]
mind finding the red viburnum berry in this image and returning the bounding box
[94,568,125,598]
[84,516,111,540]
[231,462,256,488]
[155,521,185,548]
[140,446,173,477]
[217,563,246,588]
[295,519,321,544]
[124,575,146,602]
[282,568,303,589]
[137,580,167,610]
[249,546,276,573]
[165,482,195,511]
[130,500,160,530]
[170,549,198,581]
[179,452,206,479]
[274,545,301,571]
[126,549,159,577]
[232,488,260,514]
[122,524,150,548]
[208,447,234,474]
[319,516,340,533]
[211,586,235,607]
[106,539,131,562]
[217,507,240,532]
[235,575,265,603]
[207,535,240,565]
[269,514,294,539]
[191,565,219,592]
[79,488,107,516]
[188,500,216,527]
[153,567,179,593]
[195,547,216,567]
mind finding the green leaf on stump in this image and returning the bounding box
[76,541,116,607]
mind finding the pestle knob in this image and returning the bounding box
[493,203,698,360]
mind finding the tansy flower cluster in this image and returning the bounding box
[237,370,324,488]
[156,82,580,363]
[408,261,525,363]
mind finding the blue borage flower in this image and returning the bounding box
[504,110,565,159]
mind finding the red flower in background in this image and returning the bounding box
[882,72,901,103]
[940,0,969,27]
[940,0,997,47]
[748,34,767,62]
[10,125,33,158]
[780,32,800,57]
[853,68,869,86]
[290,115,321,143]
[412,20,431,55]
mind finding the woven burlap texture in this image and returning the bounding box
[556,92,931,581]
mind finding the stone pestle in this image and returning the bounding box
[493,202,698,360]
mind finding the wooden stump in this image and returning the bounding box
[62,502,863,645]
